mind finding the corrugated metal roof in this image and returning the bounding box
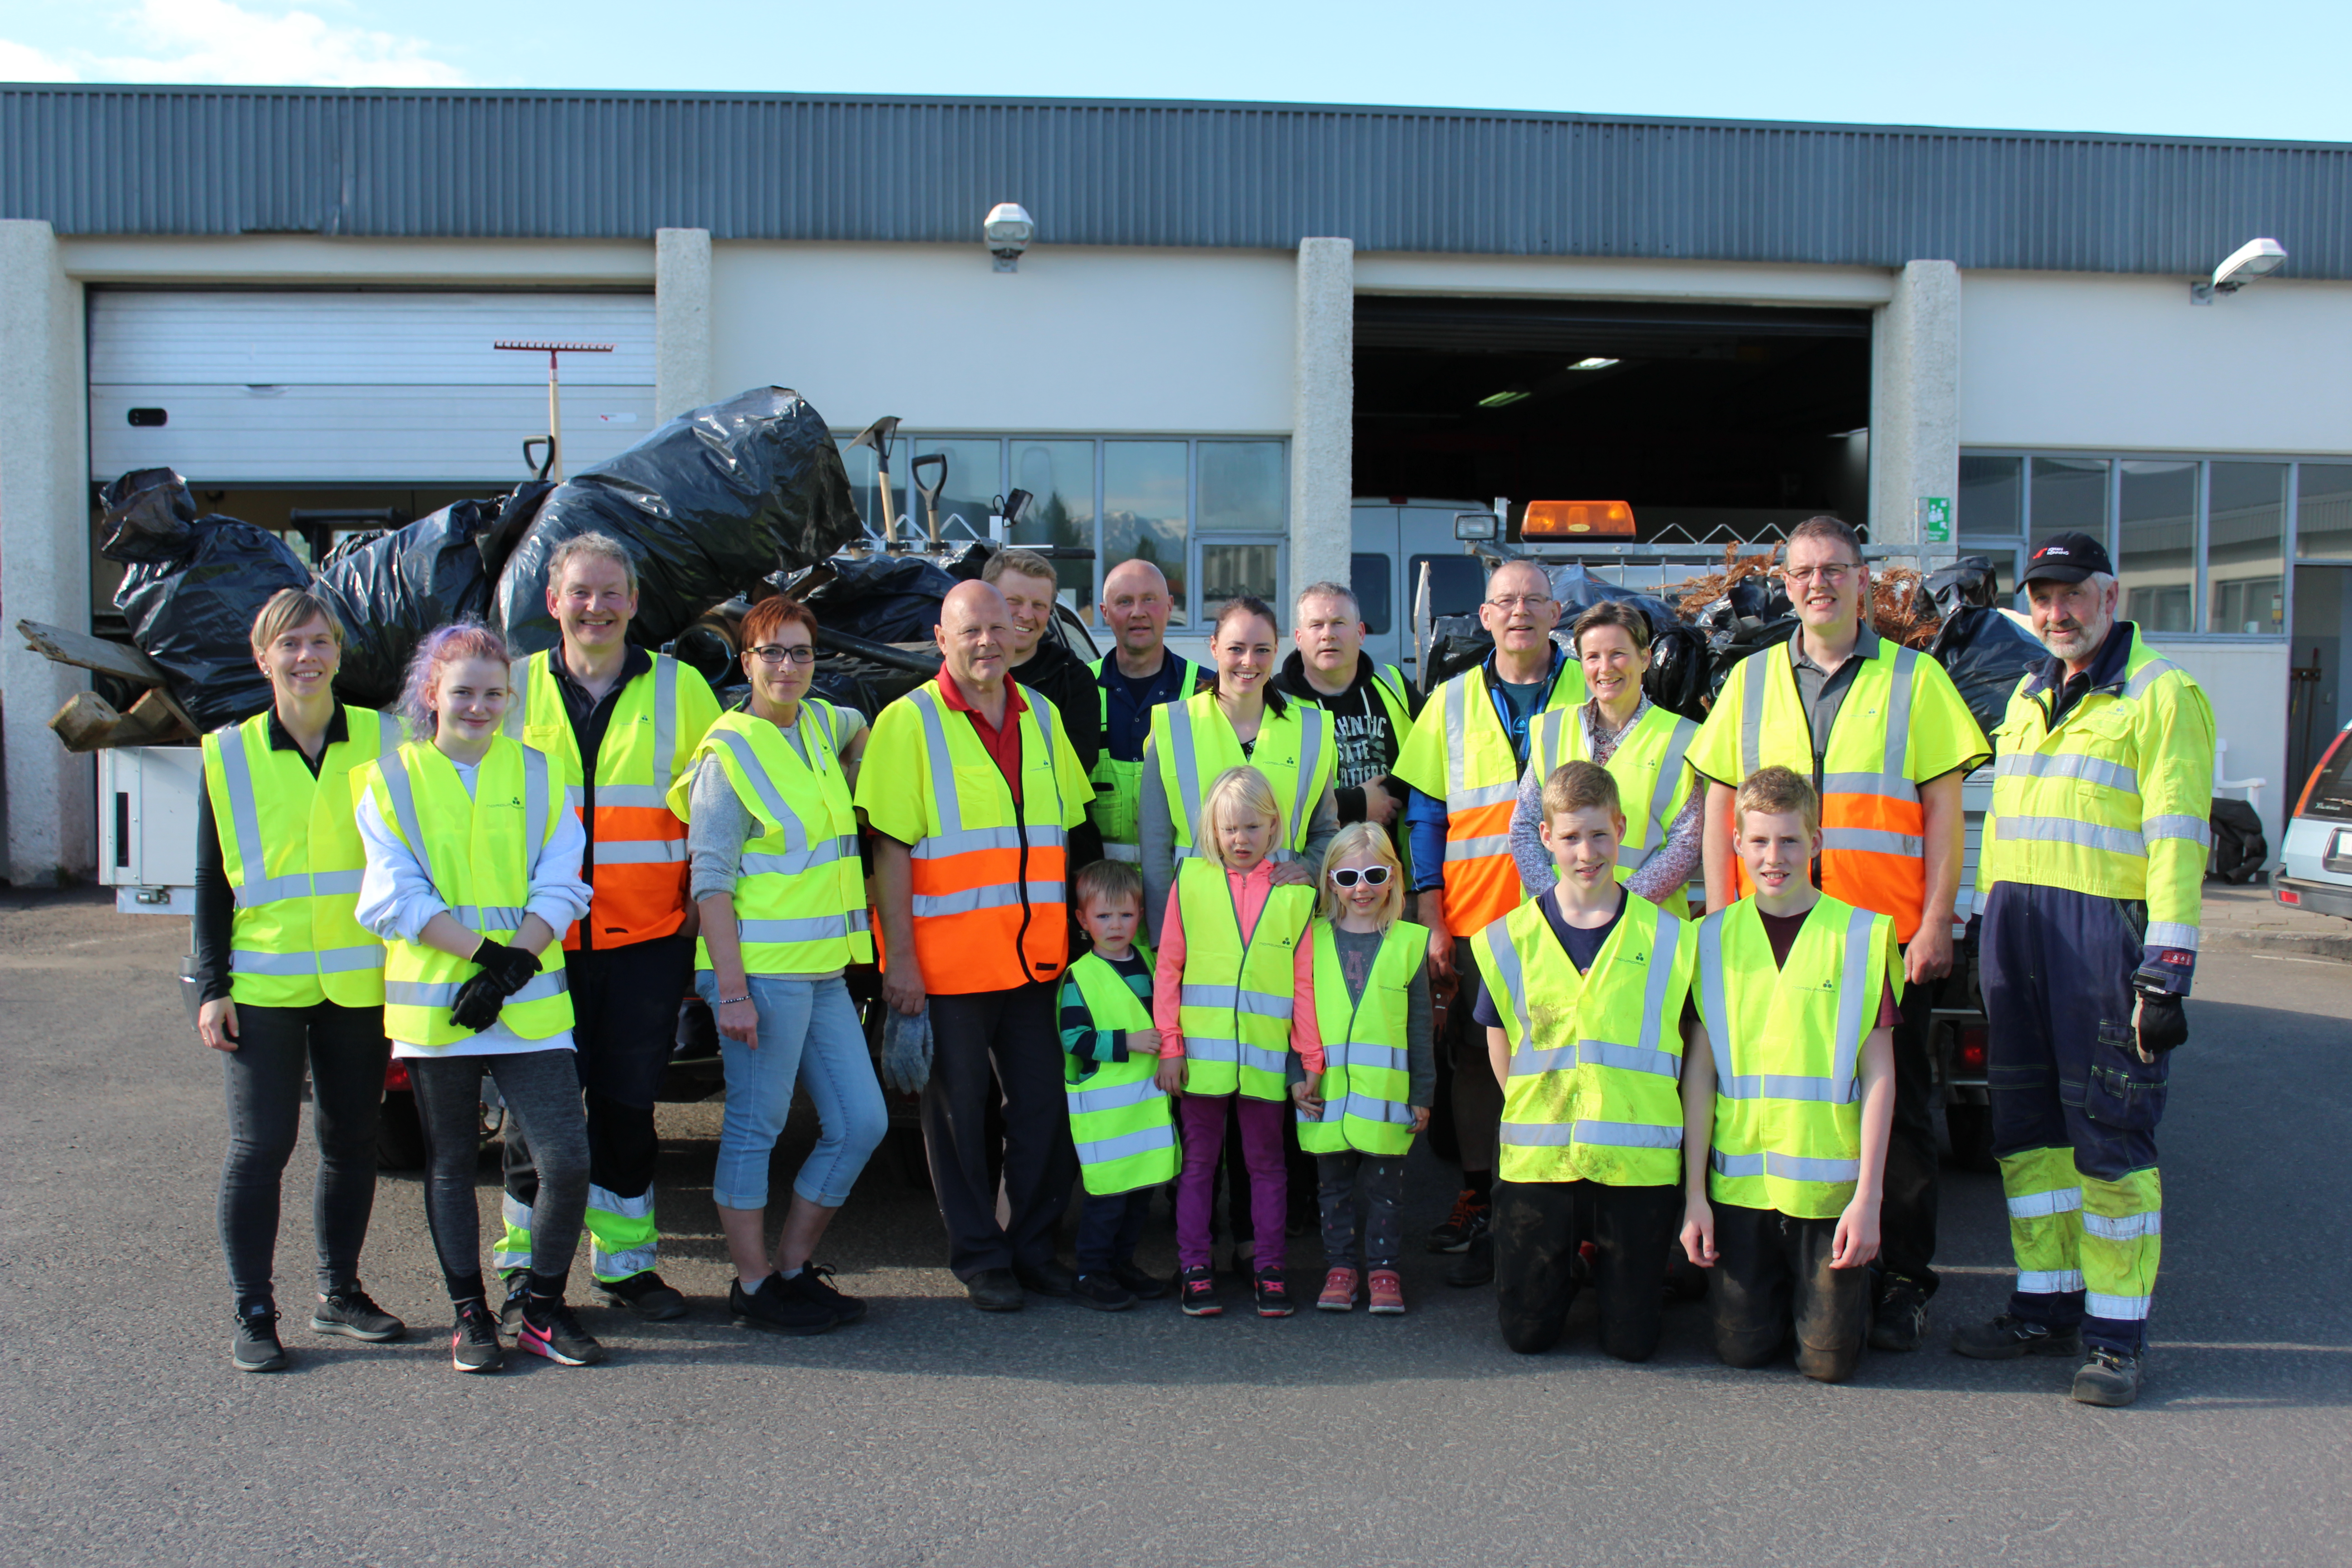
[6,86,2351,276]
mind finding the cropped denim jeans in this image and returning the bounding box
[696,972,887,1211]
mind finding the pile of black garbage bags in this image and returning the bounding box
[102,388,862,730]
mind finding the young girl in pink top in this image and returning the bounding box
[1155,766,1322,1318]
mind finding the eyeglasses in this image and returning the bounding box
[1329,865,1393,888]
[748,644,818,666]
[1781,564,1858,586]
[1485,594,1554,612]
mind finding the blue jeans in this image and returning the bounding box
[1076,1187,1154,1273]
[696,972,887,1211]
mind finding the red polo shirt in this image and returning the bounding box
[936,662,1025,802]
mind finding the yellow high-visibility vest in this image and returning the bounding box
[1527,701,1699,885]
[360,735,575,1047]
[201,705,399,1008]
[667,703,872,977]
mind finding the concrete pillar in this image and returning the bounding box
[1867,259,1962,562]
[654,227,713,422]
[0,220,94,885]
[1289,238,1354,611]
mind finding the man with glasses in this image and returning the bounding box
[1953,530,2212,1407]
[1687,515,1988,1354]
[1392,558,1585,1284]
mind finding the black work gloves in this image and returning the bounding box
[469,937,543,995]
[2132,989,2189,1058]
[451,972,508,1032]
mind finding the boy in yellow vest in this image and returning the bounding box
[1058,859,1179,1313]
[1475,761,1696,1360]
[1681,766,1901,1383]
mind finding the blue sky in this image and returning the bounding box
[4,0,2348,143]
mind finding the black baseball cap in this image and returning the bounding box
[2021,531,2114,586]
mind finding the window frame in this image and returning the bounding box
[1959,446,2330,645]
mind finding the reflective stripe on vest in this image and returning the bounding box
[1479,892,1693,1186]
[1981,628,2215,939]
[204,706,400,1008]
[512,651,708,948]
[1173,859,1313,1101]
[1695,896,1895,1219]
[679,706,874,976]
[879,680,1072,994]
[1529,701,1699,872]
[368,736,573,1047]
[1298,919,1425,1157]
[1155,692,1333,861]
[1722,641,1944,941]
[1063,947,1178,1196]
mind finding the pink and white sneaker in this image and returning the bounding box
[1317,1267,1360,1312]
[1367,1269,1406,1315]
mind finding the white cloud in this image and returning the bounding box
[0,38,79,80]
[67,0,467,88]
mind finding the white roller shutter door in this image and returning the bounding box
[89,291,657,485]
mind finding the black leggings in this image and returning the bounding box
[217,1000,389,1313]
[1494,1178,1682,1362]
[409,1048,590,1302]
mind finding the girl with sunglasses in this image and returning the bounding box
[1294,824,1435,1315]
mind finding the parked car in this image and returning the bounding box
[2274,718,2352,921]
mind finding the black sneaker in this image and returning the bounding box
[231,1307,288,1373]
[311,1285,406,1343]
[499,1274,529,1337]
[517,1297,608,1365]
[451,1301,504,1374]
[1254,1267,1294,1318]
[786,1264,865,1327]
[1950,1313,2084,1361]
[2071,1347,2145,1407]
[729,1276,835,1337]
[1427,1190,1491,1254]
[1074,1272,1138,1312]
[1112,1261,1170,1301]
[1869,1274,1931,1353]
[1178,1264,1221,1317]
[1445,1234,1494,1288]
[593,1270,689,1322]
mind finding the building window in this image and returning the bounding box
[1959,448,2340,642]
[837,432,1287,629]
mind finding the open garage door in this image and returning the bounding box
[1353,296,1871,542]
[88,290,656,488]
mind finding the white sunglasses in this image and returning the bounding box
[1329,865,1393,888]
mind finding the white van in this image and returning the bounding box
[1349,497,1492,681]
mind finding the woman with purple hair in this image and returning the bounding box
[353,621,599,1374]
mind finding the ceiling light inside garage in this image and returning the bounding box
[1568,357,1619,370]
[1478,390,1531,407]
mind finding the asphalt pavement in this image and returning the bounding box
[1,887,2345,1568]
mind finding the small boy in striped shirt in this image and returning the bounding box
[1058,859,1179,1311]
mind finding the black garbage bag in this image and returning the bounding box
[98,467,201,564]
[1646,623,1715,720]
[478,480,556,585]
[1420,615,1494,691]
[940,539,998,583]
[314,500,499,708]
[1926,604,2046,740]
[2208,798,2269,885]
[114,517,311,730]
[493,387,862,657]
[1924,555,2001,615]
[799,555,963,645]
[1726,573,1792,622]
[1547,563,1678,638]
[1705,615,1801,703]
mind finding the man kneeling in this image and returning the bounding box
[1476,761,1695,1360]
[1681,766,1900,1383]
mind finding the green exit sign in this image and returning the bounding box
[1918,496,1952,543]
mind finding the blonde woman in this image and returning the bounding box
[1295,823,1434,1315]
[196,587,406,1371]
[1151,766,1319,1318]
